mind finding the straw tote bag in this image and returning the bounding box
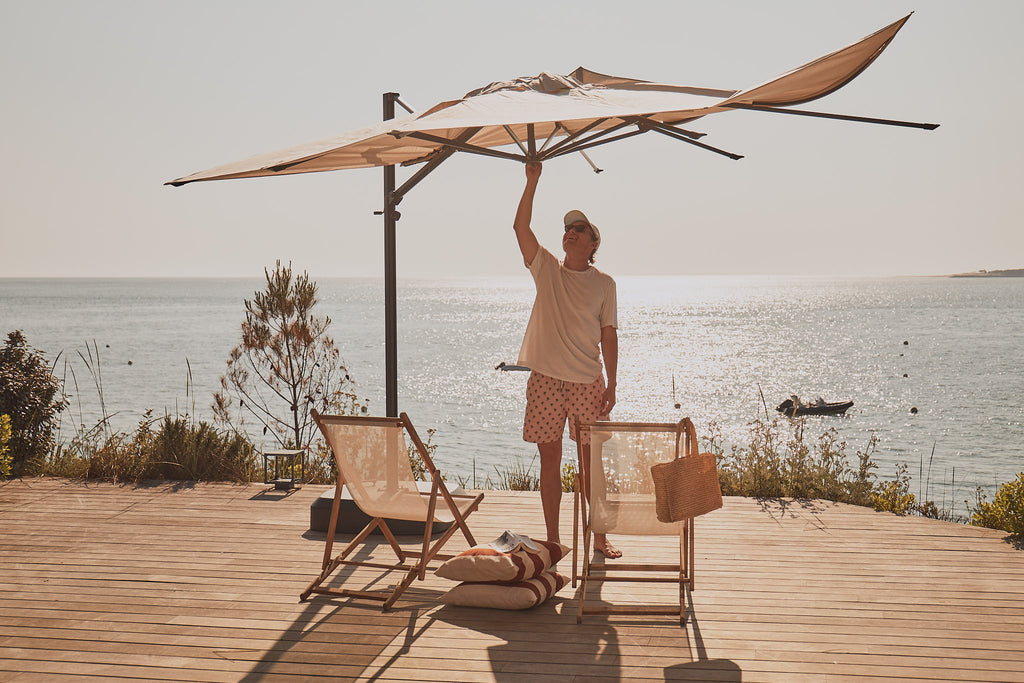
[651,418,723,523]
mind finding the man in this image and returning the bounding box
[512,161,621,559]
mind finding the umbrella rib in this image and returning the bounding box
[723,103,939,130]
[537,124,563,154]
[541,118,623,158]
[393,131,527,163]
[503,125,529,155]
[625,116,707,139]
[545,128,648,159]
[645,125,744,160]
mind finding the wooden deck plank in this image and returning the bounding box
[2,478,1023,682]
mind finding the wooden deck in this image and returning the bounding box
[1,477,1023,682]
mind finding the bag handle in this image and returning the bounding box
[680,417,698,459]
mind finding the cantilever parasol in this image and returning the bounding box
[168,13,938,416]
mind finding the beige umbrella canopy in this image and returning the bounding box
[168,13,937,416]
[167,14,934,187]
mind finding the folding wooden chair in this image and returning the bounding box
[572,417,695,623]
[300,411,483,610]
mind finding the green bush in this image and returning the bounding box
[0,414,12,479]
[713,418,877,506]
[872,463,917,515]
[561,460,577,493]
[0,331,69,474]
[43,413,257,484]
[970,474,1024,536]
[149,417,257,482]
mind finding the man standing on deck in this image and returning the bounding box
[513,161,621,559]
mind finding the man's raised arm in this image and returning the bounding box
[513,162,542,266]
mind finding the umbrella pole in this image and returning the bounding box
[383,92,400,417]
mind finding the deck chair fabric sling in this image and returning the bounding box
[300,411,483,610]
[572,417,696,623]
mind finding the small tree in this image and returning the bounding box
[0,331,69,474]
[214,262,361,450]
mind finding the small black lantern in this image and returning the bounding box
[263,449,306,490]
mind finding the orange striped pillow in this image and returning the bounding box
[435,539,569,582]
[440,571,568,610]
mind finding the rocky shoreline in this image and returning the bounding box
[949,268,1024,277]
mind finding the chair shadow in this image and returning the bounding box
[429,558,744,683]
[664,596,743,681]
[234,538,440,681]
[433,596,622,683]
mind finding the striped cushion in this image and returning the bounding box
[435,539,569,582]
[440,571,568,610]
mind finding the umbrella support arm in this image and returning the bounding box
[393,128,481,203]
[723,103,939,130]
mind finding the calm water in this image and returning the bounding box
[2,276,1021,513]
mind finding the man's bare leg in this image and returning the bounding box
[579,440,622,559]
[538,440,563,544]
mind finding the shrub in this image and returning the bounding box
[492,456,540,491]
[970,474,1024,536]
[43,412,258,484]
[872,463,917,515]
[0,414,12,479]
[561,460,577,493]
[714,418,877,506]
[0,331,69,474]
[149,417,257,483]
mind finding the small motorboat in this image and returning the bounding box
[495,361,530,372]
[776,396,853,417]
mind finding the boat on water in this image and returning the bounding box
[776,396,854,417]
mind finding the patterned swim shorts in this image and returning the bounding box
[523,371,606,445]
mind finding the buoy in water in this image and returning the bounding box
[910,407,918,414]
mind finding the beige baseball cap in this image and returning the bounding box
[563,209,600,248]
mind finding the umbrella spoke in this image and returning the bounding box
[723,103,939,130]
[541,118,622,158]
[545,127,647,159]
[646,125,744,160]
[503,125,529,156]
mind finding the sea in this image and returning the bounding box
[2,276,1021,514]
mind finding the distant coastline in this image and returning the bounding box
[949,268,1024,278]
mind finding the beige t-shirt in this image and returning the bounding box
[517,246,617,384]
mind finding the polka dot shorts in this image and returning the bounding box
[523,371,606,445]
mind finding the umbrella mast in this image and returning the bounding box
[383,92,402,417]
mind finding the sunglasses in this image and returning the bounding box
[564,224,590,234]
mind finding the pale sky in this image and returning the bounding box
[2,0,1021,279]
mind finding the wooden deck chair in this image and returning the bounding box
[572,417,695,624]
[300,411,483,610]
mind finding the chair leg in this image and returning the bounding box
[572,473,580,588]
[578,518,591,624]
